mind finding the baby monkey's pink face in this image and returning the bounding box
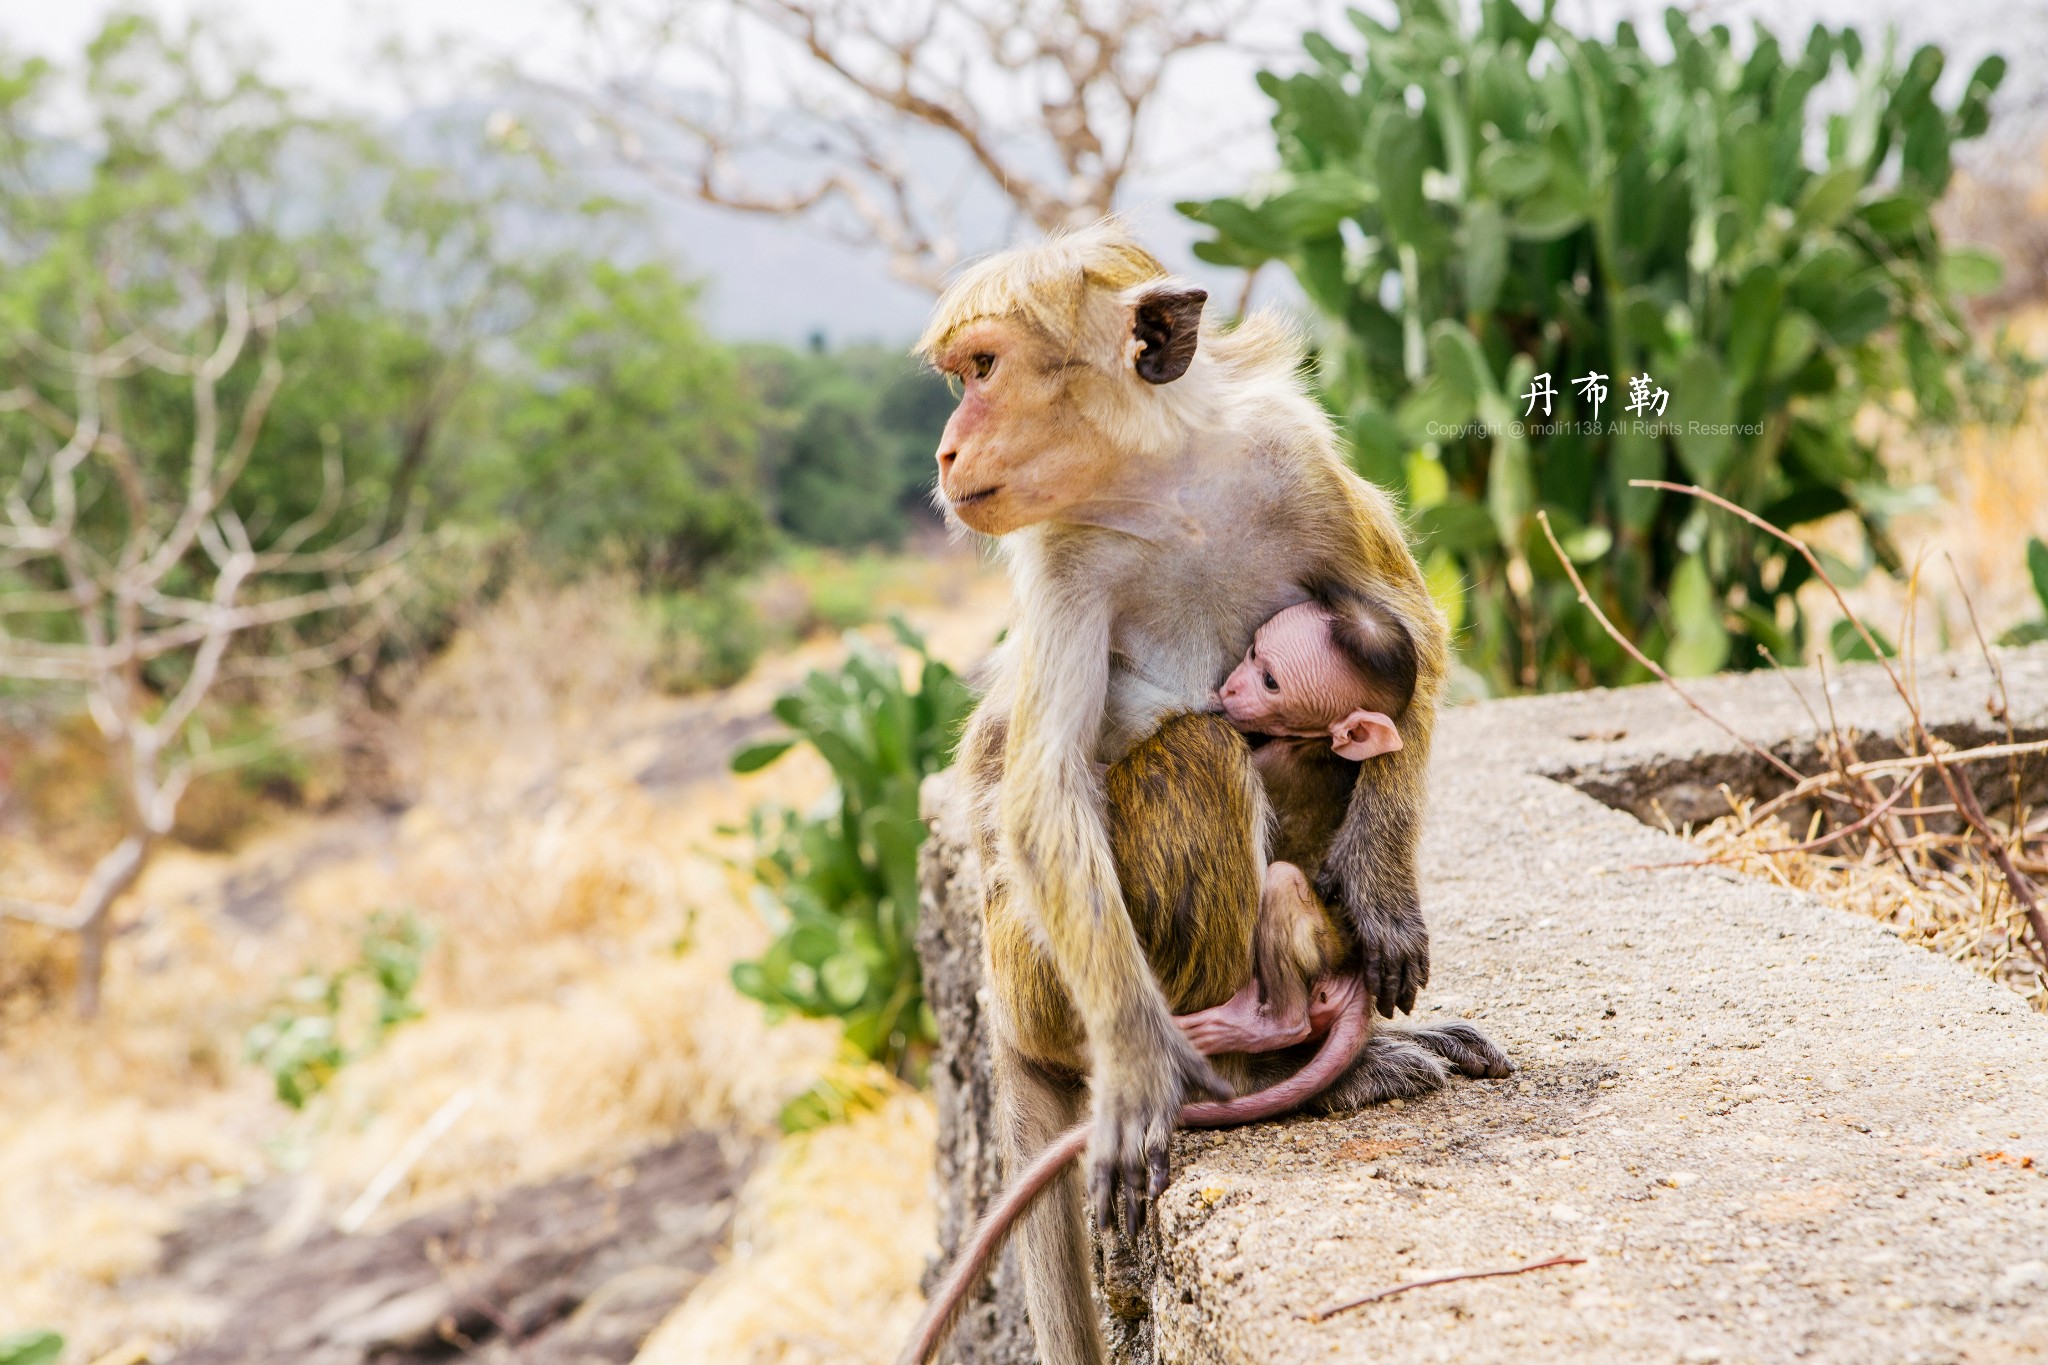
[1217,602,1403,761]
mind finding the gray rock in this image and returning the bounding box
[915,775,1039,1365]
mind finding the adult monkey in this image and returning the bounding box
[922,224,1505,1363]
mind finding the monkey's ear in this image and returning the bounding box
[1131,285,1207,384]
[1330,710,1403,762]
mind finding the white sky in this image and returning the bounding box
[0,1,578,109]
[7,0,2030,124]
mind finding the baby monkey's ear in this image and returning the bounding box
[1330,710,1403,761]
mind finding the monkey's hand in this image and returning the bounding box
[1088,1020,1230,1236]
[1351,903,1429,1018]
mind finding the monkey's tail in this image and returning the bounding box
[897,991,1370,1365]
[898,1120,1089,1365]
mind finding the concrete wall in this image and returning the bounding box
[916,646,2048,1364]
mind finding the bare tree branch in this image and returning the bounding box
[531,0,1267,290]
[0,281,410,1015]
[0,835,146,932]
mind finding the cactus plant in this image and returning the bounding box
[1184,1,2007,690]
[1998,537,2048,646]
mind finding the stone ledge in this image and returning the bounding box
[917,646,2048,1365]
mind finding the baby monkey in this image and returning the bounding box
[1173,595,1415,1057]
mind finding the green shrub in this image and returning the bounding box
[729,621,974,1084]
[1184,1,2007,691]
[481,261,773,591]
[245,912,432,1108]
[1999,537,2048,646]
[772,1049,901,1134]
[743,344,952,552]
[0,1332,61,1365]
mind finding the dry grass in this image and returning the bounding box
[0,552,1007,1363]
[1668,323,2048,1018]
[636,1086,938,1365]
[1689,802,2048,1015]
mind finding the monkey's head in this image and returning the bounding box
[1217,598,1416,761]
[916,223,1208,536]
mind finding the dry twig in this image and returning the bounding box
[1631,481,2048,970]
[1534,512,1804,785]
[1304,1255,1586,1321]
[1627,779,1914,871]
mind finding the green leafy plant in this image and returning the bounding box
[245,912,432,1108]
[730,620,974,1087]
[1184,1,2007,692]
[0,1331,62,1365]
[1829,616,1897,663]
[1998,537,2048,646]
[772,1047,903,1134]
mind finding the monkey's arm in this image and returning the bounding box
[1316,732,1430,1016]
[1000,576,1226,1229]
[1297,472,1445,1019]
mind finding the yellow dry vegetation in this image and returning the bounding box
[1690,803,2047,1014]
[0,557,1008,1364]
[635,1089,938,1365]
[1684,320,2048,1016]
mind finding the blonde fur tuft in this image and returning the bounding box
[916,219,1169,361]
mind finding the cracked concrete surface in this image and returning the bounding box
[919,645,2048,1365]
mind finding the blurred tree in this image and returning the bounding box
[0,13,781,1011]
[479,260,772,588]
[0,12,595,553]
[264,144,583,543]
[780,399,897,547]
[533,0,1281,289]
[744,343,950,549]
[1,10,792,588]
[0,244,408,1021]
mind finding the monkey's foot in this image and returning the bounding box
[1305,973,1365,1038]
[1411,1020,1516,1078]
[1174,983,1312,1056]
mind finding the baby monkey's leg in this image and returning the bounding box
[1174,861,1345,1055]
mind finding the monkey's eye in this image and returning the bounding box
[1262,671,1278,692]
[970,352,996,380]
